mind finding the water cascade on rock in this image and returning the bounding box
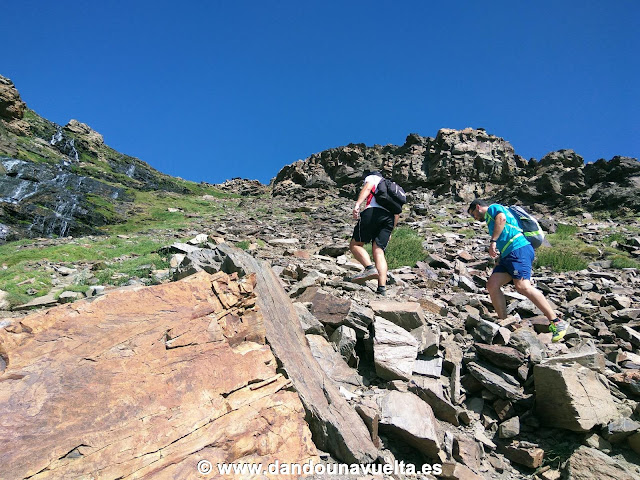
[50,126,79,162]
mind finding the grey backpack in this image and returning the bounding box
[508,205,545,249]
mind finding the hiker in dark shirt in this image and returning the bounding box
[468,199,568,342]
[348,171,399,296]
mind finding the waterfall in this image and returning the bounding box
[50,126,79,162]
[50,126,63,146]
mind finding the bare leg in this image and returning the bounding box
[372,241,388,287]
[513,278,557,321]
[486,272,513,319]
[349,239,372,268]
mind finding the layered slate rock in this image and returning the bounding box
[370,300,427,331]
[467,362,525,400]
[0,271,318,479]
[219,247,379,464]
[376,390,441,458]
[534,363,618,432]
[373,316,419,381]
[563,446,639,480]
[297,286,353,329]
[306,334,364,388]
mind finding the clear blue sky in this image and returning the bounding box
[3,1,639,184]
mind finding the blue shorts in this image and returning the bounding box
[492,244,535,280]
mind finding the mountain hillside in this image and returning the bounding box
[0,75,240,242]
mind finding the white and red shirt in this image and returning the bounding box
[363,174,386,211]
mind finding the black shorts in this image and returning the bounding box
[352,207,394,250]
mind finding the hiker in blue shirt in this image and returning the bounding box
[468,199,568,342]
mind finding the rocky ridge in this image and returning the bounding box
[273,129,640,215]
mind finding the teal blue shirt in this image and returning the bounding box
[485,204,529,256]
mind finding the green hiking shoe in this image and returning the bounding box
[549,319,568,342]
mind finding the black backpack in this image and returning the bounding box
[373,178,407,214]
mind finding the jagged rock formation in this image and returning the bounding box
[0,270,318,479]
[273,128,639,214]
[0,76,29,136]
[213,178,270,196]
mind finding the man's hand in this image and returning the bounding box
[352,205,360,220]
[488,243,499,258]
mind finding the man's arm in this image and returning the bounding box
[488,212,506,257]
[393,214,399,228]
[353,182,374,219]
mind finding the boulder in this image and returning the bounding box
[583,433,612,453]
[172,248,223,280]
[503,442,544,469]
[562,446,638,480]
[602,417,640,444]
[410,376,460,426]
[376,390,441,458]
[411,324,440,355]
[373,317,419,381]
[474,343,526,370]
[293,302,327,336]
[342,302,374,338]
[306,334,364,388]
[297,287,352,328]
[370,300,427,331]
[440,462,485,480]
[499,416,520,439]
[472,318,500,344]
[540,340,605,372]
[510,327,547,363]
[467,362,525,400]
[0,271,319,478]
[610,370,640,396]
[453,435,482,473]
[412,356,442,378]
[319,243,350,257]
[329,325,358,364]
[534,363,618,431]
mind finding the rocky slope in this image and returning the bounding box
[2,191,639,479]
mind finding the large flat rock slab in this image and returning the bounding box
[534,363,618,432]
[220,246,379,464]
[0,271,317,479]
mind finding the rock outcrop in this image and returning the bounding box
[0,75,29,136]
[273,127,640,214]
[0,270,318,478]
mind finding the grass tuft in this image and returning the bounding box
[364,226,427,270]
[534,248,588,272]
